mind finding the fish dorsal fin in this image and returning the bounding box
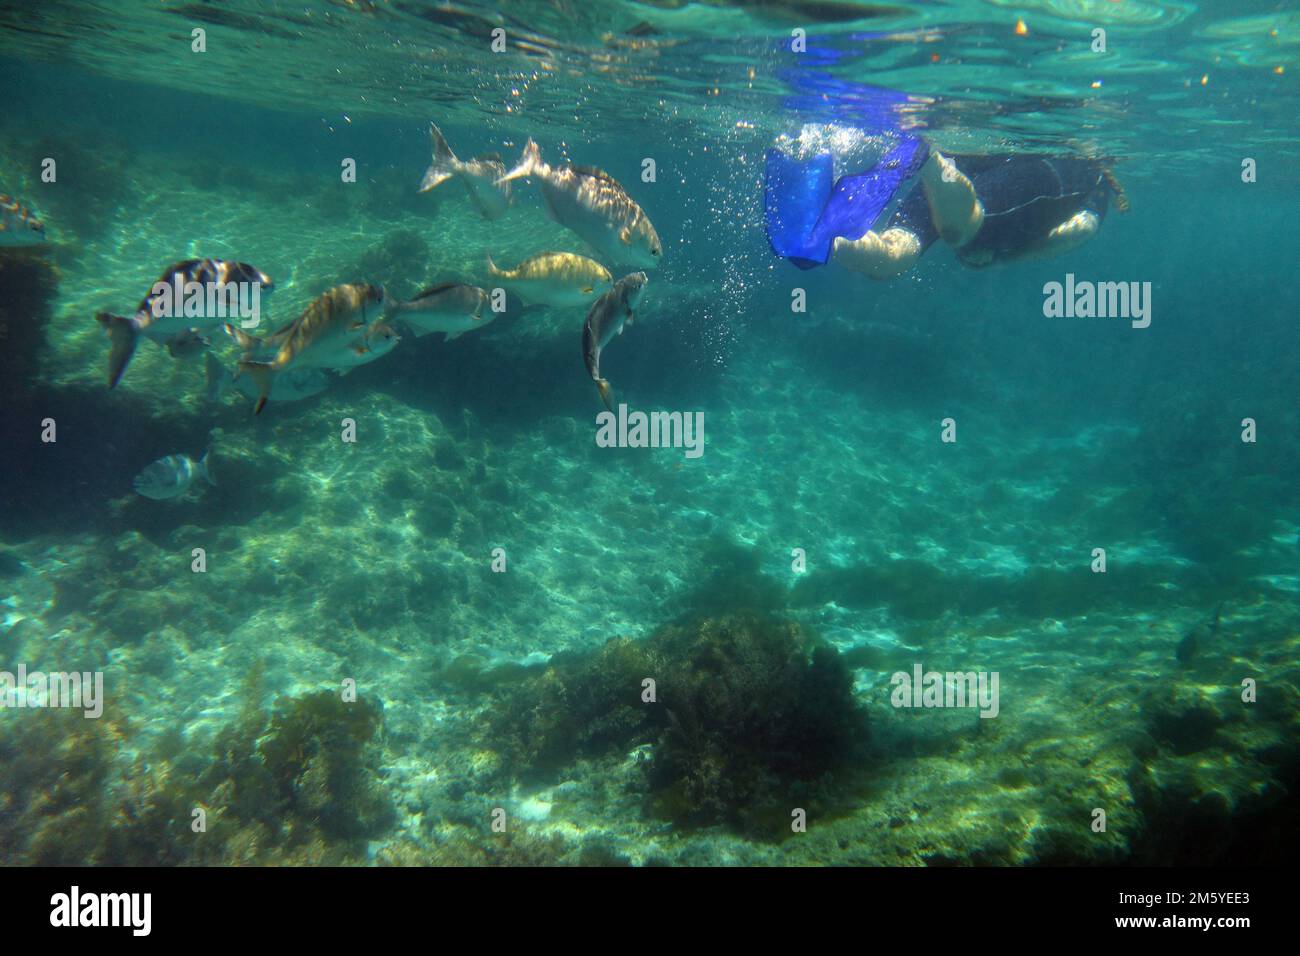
[158,259,202,283]
[569,165,620,186]
[136,259,202,311]
[415,282,463,299]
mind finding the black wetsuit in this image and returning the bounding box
[888,156,1112,265]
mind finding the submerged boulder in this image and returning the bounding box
[487,611,868,837]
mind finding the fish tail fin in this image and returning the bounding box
[199,450,216,487]
[485,251,502,278]
[419,123,459,193]
[498,138,542,184]
[203,352,227,402]
[596,378,614,411]
[95,312,138,389]
[237,360,275,415]
[430,122,456,163]
[223,322,261,353]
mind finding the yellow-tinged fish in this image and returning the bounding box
[498,139,662,270]
[236,283,396,414]
[582,272,648,410]
[419,123,511,220]
[486,251,612,308]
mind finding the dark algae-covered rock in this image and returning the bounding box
[487,611,869,837]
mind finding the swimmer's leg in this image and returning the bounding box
[1009,210,1102,262]
[832,227,922,279]
[920,151,984,247]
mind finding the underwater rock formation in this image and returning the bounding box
[0,707,126,865]
[0,252,58,404]
[0,680,394,866]
[486,611,868,837]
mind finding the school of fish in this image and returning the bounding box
[3,123,660,496]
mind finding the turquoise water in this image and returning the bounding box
[0,0,1297,866]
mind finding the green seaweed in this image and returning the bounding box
[90,674,394,865]
[486,611,869,838]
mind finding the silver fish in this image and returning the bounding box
[387,283,493,340]
[133,452,215,500]
[96,258,274,389]
[498,139,662,269]
[0,194,45,247]
[419,123,511,220]
[204,352,330,404]
[582,272,648,410]
[165,328,210,359]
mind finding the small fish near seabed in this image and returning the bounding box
[0,194,46,247]
[419,123,511,220]
[583,272,648,410]
[1175,605,1223,665]
[498,139,662,270]
[386,282,494,341]
[486,251,612,309]
[95,258,274,388]
[235,283,397,414]
[133,451,215,500]
[204,352,331,405]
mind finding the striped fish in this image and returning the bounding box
[235,283,397,414]
[95,258,274,389]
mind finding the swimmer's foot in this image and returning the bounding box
[1047,210,1100,246]
[921,151,984,247]
[833,227,922,279]
[1008,210,1101,263]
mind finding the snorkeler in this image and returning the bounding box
[830,150,1127,278]
[765,130,1128,278]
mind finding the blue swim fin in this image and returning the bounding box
[764,135,929,269]
[764,149,835,269]
[808,136,929,258]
